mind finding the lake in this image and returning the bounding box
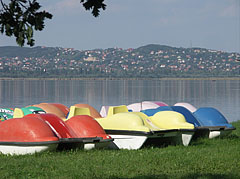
[0,79,239,122]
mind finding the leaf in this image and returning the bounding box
[27,26,33,37]
[0,25,4,33]
[0,0,106,47]
[81,0,106,17]
[5,24,12,36]
[16,32,25,46]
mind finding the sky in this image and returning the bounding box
[0,0,240,53]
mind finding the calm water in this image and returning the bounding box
[0,79,239,122]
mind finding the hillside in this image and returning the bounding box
[0,44,239,78]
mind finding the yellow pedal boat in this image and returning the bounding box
[70,104,195,149]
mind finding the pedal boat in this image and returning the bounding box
[127,101,168,113]
[174,103,236,138]
[0,116,59,155]
[0,108,14,121]
[139,103,235,139]
[13,107,112,150]
[32,103,67,121]
[74,104,195,149]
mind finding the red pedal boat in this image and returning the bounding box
[0,116,59,155]
[27,113,113,150]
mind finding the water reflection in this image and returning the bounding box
[0,79,239,122]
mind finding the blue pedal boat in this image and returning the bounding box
[141,105,235,139]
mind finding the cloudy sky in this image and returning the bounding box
[1,0,240,52]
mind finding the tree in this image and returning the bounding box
[0,0,106,46]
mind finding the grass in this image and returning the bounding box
[0,121,239,178]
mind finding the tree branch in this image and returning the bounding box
[0,0,9,11]
[0,0,107,47]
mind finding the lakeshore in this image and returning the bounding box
[0,77,240,81]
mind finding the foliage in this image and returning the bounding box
[0,0,52,46]
[81,0,106,17]
[0,0,106,46]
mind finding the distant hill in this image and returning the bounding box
[136,44,177,53]
[0,44,239,78]
[0,46,61,58]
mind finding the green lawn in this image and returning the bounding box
[0,121,239,178]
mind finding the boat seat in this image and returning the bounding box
[107,105,129,117]
[74,104,102,118]
[67,106,91,120]
[13,108,24,118]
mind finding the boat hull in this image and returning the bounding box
[105,129,194,149]
[144,129,194,147]
[108,134,147,150]
[58,137,113,150]
[84,138,113,150]
[0,116,59,155]
[0,141,58,155]
[208,127,235,139]
[193,126,236,139]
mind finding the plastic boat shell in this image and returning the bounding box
[141,106,173,116]
[142,101,168,109]
[13,106,45,118]
[193,107,234,128]
[142,104,235,139]
[127,101,168,112]
[149,111,195,130]
[97,113,151,132]
[70,105,175,149]
[171,106,210,139]
[47,103,70,117]
[101,105,131,117]
[173,104,235,138]
[26,114,77,138]
[126,103,142,112]
[141,101,160,110]
[74,104,102,118]
[174,102,197,113]
[67,106,92,120]
[0,116,59,155]
[171,106,202,127]
[193,107,235,138]
[0,141,58,155]
[104,129,194,149]
[0,108,14,121]
[90,105,195,149]
[96,109,195,149]
[27,114,112,150]
[66,115,112,149]
[32,103,102,121]
[66,115,110,139]
[33,103,66,121]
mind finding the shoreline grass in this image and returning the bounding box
[0,121,239,178]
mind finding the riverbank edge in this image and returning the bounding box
[0,77,239,81]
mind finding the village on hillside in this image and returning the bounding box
[0,44,239,78]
